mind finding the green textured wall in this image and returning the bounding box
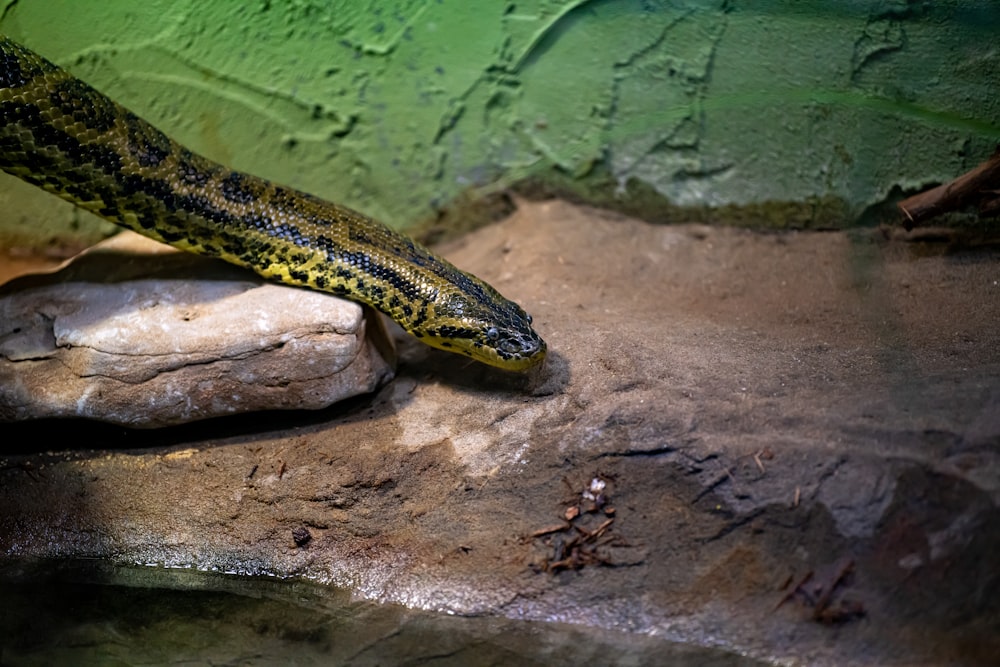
[0,0,998,251]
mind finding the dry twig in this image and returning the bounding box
[898,146,1000,227]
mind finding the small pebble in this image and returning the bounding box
[292,526,312,547]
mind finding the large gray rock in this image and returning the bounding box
[0,233,394,427]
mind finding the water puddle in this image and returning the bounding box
[0,559,766,666]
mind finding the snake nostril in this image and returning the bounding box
[518,338,539,355]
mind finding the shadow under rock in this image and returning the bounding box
[0,388,387,456]
[0,346,567,458]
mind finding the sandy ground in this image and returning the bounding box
[2,199,998,666]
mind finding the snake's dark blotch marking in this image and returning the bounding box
[0,35,546,370]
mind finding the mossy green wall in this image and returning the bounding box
[1,1,997,250]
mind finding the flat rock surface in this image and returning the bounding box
[2,200,998,666]
[0,233,394,427]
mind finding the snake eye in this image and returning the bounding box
[486,326,499,341]
[526,314,532,325]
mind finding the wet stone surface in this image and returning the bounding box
[1,199,998,666]
[0,560,766,666]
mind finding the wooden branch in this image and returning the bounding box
[980,192,1000,217]
[898,146,1000,228]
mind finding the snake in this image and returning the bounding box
[0,35,545,371]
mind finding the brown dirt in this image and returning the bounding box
[2,198,998,666]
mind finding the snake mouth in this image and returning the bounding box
[501,335,544,358]
[495,334,547,369]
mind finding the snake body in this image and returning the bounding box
[0,36,545,370]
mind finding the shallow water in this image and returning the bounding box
[0,560,765,667]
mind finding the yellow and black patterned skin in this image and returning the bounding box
[0,36,545,370]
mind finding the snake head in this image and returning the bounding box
[418,280,547,371]
[475,304,547,370]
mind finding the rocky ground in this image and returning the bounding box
[1,199,998,666]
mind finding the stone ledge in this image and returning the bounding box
[0,233,394,427]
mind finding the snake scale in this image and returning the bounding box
[0,36,545,371]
